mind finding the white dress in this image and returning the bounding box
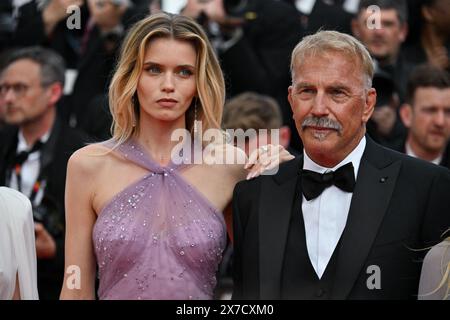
[0,187,39,299]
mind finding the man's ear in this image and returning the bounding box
[399,104,413,128]
[47,82,63,106]
[288,85,294,111]
[362,88,376,123]
[351,17,361,39]
[399,22,408,43]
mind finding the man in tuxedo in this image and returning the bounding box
[0,46,86,299]
[398,64,450,169]
[232,30,450,299]
[352,0,410,101]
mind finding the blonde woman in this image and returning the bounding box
[0,187,39,300]
[418,231,450,300]
[60,12,293,300]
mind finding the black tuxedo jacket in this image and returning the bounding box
[392,139,450,171]
[0,117,86,299]
[232,137,450,299]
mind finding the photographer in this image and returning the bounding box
[182,0,304,151]
[0,47,86,299]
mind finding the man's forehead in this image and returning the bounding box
[413,87,450,107]
[294,63,364,86]
[1,59,40,82]
[359,8,400,21]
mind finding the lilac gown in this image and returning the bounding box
[92,139,227,300]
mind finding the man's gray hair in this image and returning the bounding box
[1,46,66,87]
[290,30,375,89]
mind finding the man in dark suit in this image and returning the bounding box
[398,64,450,170]
[13,0,147,140]
[0,46,86,299]
[232,30,450,299]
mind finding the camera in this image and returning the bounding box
[33,195,64,238]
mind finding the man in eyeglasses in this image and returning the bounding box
[0,46,86,300]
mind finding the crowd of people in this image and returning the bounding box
[0,0,449,300]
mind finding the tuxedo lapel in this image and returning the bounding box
[332,137,402,299]
[259,157,302,299]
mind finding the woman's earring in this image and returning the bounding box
[193,97,199,138]
[132,95,138,127]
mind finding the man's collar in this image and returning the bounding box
[17,128,52,153]
[303,136,366,179]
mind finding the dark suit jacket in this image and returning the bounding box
[391,138,450,171]
[219,0,304,151]
[0,117,87,299]
[232,137,450,299]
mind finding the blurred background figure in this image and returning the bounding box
[398,64,450,169]
[283,0,356,35]
[403,0,450,72]
[366,68,406,149]
[352,0,410,101]
[180,0,304,152]
[222,91,292,155]
[12,0,150,140]
[0,47,86,299]
[0,187,39,300]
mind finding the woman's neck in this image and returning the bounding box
[137,115,187,166]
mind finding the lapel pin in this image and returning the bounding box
[380,177,388,183]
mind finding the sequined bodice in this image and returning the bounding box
[92,139,227,300]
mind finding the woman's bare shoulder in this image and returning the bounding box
[68,143,117,175]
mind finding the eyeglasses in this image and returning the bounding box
[0,83,29,98]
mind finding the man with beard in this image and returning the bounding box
[352,0,410,101]
[399,64,450,169]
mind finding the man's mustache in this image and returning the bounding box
[301,116,343,132]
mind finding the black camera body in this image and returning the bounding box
[33,195,64,238]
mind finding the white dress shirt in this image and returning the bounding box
[302,136,366,279]
[405,142,442,166]
[9,130,50,206]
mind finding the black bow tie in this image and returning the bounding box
[301,162,356,201]
[13,140,44,167]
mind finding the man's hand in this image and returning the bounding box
[35,222,57,259]
[43,0,84,35]
[182,0,226,24]
[87,0,127,34]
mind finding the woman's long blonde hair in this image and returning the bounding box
[109,12,225,146]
